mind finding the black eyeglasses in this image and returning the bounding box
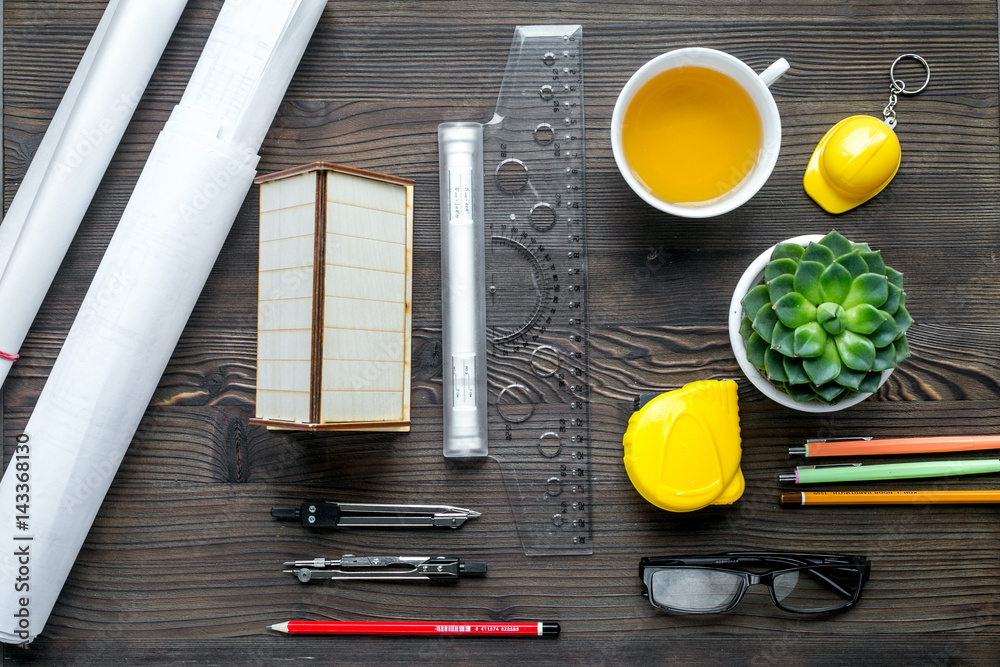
[639,552,870,614]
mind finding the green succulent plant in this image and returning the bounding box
[739,230,912,404]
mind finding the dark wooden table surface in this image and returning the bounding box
[2,1,1000,664]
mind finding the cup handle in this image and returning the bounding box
[758,58,790,87]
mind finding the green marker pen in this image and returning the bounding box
[778,459,1000,484]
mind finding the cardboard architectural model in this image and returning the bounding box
[252,163,414,432]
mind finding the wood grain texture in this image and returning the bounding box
[3,0,1000,664]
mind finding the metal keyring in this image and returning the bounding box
[889,54,930,95]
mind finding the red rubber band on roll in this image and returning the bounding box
[0,350,19,362]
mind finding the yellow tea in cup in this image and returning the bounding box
[621,66,763,206]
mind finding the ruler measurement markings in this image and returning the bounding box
[483,25,591,556]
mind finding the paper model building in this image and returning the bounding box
[251,162,413,431]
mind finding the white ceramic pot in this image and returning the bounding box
[728,234,892,412]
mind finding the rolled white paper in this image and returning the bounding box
[0,0,327,644]
[0,0,189,388]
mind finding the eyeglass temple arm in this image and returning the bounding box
[800,567,863,600]
[643,554,836,569]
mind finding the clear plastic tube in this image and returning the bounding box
[438,122,488,458]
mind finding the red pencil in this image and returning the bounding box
[268,621,560,637]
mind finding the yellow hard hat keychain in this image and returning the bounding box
[805,54,930,214]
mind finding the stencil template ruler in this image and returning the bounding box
[483,25,592,555]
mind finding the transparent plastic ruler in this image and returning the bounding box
[483,25,592,555]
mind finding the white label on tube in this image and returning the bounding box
[452,353,477,407]
[449,168,474,223]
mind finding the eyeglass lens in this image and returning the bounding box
[772,566,863,612]
[649,564,863,613]
[649,569,745,613]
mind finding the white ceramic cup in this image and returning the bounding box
[611,48,790,218]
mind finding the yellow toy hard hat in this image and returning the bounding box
[622,380,744,512]
[804,115,901,214]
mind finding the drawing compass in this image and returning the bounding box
[270,501,481,529]
[283,555,489,583]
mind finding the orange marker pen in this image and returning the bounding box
[789,435,1000,458]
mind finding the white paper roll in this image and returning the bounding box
[0,0,189,388]
[0,0,327,644]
